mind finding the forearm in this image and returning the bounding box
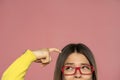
[1,49,37,80]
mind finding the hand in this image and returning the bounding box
[32,48,61,66]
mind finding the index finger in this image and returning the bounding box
[48,48,61,53]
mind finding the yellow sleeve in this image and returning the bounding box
[1,49,37,80]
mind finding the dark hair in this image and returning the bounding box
[54,43,97,80]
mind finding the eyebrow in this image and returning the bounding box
[64,63,90,66]
[64,63,74,65]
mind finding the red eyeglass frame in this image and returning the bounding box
[61,64,94,76]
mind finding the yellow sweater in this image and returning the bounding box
[1,50,37,80]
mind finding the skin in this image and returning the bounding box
[63,52,92,80]
[32,48,61,66]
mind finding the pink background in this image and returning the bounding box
[0,0,120,80]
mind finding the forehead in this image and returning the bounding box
[64,52,90,65]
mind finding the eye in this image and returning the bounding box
[81,65,91,70]
[64,66,74,71]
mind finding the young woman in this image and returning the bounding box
[2,43,97,80]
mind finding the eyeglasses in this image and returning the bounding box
[62,64,94,76]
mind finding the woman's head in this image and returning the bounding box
[54,43,97,80]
